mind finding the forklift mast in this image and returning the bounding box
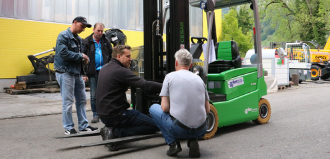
[134,0,191,114]
[166,0,190,73]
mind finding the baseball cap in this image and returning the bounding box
[72,16,92,28]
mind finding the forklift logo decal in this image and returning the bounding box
[227,77,244,88]
[180,22,184,44]
[245,107,258,114]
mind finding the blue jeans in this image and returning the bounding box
[56,72,89,131]
[100,109,159,138]
[87,70,99,117]
[149,104,207,145]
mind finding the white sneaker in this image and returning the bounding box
[64,128,78,135]
[80,126,98,133]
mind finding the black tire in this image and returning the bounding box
[253,98,271,124]
[321,68,330,80]
[311,65,320,81]
[202,104,219,139]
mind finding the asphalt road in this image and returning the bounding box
[1,81,330,159]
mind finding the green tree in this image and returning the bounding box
[260,0,330,48]
[237,4,253,35]
[220,8,253,57]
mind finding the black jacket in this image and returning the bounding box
[96,58,162,119]
[83,33,112,76]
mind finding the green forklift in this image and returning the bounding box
[189,0,271,139]
[56,0,272,153]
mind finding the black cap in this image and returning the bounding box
[72,16,92,28]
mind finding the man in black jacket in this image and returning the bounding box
[83,23,112,123]
[96,45,162,151]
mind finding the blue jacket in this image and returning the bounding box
[54,27,85,76]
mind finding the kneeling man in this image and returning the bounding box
[97,45,162,151]
[149,49,210,157]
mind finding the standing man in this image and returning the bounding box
[96,45,162,151]
[54,16,98,135]
[149,49,210,157]
[83,22,112,123]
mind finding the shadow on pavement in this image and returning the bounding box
[92,142,166,159]
[211,121,257,139]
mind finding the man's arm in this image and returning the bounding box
[103,37,112,62]
[205,101,210,114]
[57,34,84,61]
[161,96,170,112]
[204,85,210,113]
[82,38,90,65]
[124,70,162,93]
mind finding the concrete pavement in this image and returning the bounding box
[1,81,330,158]
[0,93,91,119]
[0,89,132,120]
[0,81,328,120]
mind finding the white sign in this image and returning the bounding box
[245,107,258,114]
[227,77,244,88]
[208,81,214,89]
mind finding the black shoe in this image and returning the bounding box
[106,143,119,151]
[80,126,98,133]
[91,116,99,123]
[100,126,118,151]
[188,139,201,158]
[167,141,182,156]
[100,126,116,140]
[64,128,77,135]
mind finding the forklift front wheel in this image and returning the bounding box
[253,98,271,124]
[202,104,219,140]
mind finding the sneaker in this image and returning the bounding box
[64,128,78,135]
[188,139,201,158]
[91,116,99,123]
[80,126,98,133]
[167,141,182,156]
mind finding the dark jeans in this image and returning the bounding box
[149,104,206,145]
[100,109,159,138]
[87,71,99,117]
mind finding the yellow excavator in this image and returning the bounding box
[270,36,330,81]
[309,36,330,80]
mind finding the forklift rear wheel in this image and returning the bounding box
[253,98,271,124]
[310,65,320,80]
[203,104,219,140]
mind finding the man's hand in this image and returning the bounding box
[82,54,89,65]
[83,76,88,82]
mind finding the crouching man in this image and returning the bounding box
[96,45,162,151]
[149,49,210,157]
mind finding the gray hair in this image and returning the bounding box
[174,49,192,66]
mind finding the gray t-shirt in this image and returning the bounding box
[160,70,209,127]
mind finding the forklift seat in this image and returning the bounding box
[208,41,242,73]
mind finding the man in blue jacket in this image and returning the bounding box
[54,16,98,135]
